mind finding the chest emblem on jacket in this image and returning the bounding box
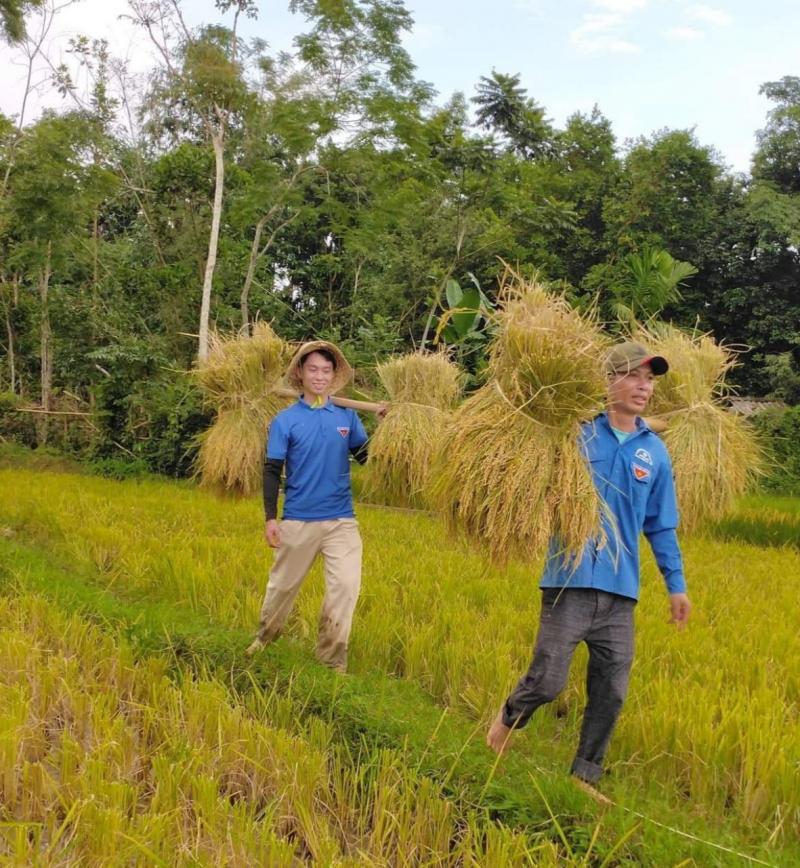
[634,448,652,465]
[632,463,650,482]
[337,427,350,438]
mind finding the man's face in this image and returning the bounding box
[607,363,655,415]
[300,351,335,396]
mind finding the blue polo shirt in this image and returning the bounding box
[540,413,686,600]
[266,398,368,521]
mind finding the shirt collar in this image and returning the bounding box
[298,395,335,412]
[596,412,651,437]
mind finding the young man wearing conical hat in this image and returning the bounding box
[487,342,692,790]
[246,341,374,672]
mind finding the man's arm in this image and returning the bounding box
[262,458,284,548]
[263,415,289,549]
[348,409,370,465]
[643,453,691,628]
[350,442,369,465]
[262,458,284,521]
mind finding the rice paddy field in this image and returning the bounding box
[0,452,798,865]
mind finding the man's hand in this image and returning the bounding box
[669,592,691,629]
[264,520,281,548]
[486,709,514,755]
[375,403,389,421]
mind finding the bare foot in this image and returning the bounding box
[244,636,266,658]
[486,709,514,755]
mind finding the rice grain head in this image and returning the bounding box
[631,321,765,532]
[489,270,609,430]
[364,352,465,508]
[428,386,606,566]
[195,322,290,416]
[195,407,269,498]
[194,323,293,496]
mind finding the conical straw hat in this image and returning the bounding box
[285,340,353,395]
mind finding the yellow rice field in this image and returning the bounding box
[0,465,798,858]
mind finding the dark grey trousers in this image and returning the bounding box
[502,588,635,784]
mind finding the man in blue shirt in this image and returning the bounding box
[245,340,373,672]
[487,342,692,786]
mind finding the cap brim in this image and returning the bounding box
[645,355,669,376]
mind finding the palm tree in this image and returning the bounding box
[609,247,698,322]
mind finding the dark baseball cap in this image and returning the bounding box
[605,342,669,376]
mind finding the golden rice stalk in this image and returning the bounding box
[427,274,611,563]
[488,270,610,430]
[661,404,764,534]
[195,322,290,415]
[632,321,734,413]
[632,322,765,532]
[376,351,463,409]
[364,351,464,508]
[549,436,608,568]
[195,406,268,498]
[194,323,293,496]
[428,386,605,566]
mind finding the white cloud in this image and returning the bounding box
[686,4,733,27]
[570,14,641,53]
[666,26,704,41]
[569,1,646,56]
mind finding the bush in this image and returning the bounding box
[87,456,151,480]
[752,406,800,494]
[0,392,37,445]
[124,373,210,477]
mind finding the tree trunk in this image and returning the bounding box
[198,124,225,362]
[92,207,99,292]
[240,208,299,333]
[1,280,16,394]
[37,242,53,446]
[240,214,267,334]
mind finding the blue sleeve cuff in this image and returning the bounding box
[645,527,686,595]
[664,571,687,595]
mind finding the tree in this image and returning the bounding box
[288,0,427,143]
[0,0,44,43]
[131,0,257,361]
[2,111,116,441]
[607,247,697,323]
[472,70,553,159]
[753,76,800,194]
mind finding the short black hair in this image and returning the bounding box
[300,347,337,369]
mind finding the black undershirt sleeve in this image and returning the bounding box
[262,458,284,521]
[350,442,369,466]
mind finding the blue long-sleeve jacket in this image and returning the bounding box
[540,413,686,601]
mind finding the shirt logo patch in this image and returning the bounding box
[337,427,350,439]
[634,448,652,465]
[632,463,650,482]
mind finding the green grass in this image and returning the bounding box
[709,493,800,548]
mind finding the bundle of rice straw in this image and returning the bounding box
[363,351,464,508]
[632,322,764,532]
[429,271,611,566]
[194,323,292,497]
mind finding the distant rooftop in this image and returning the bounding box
[727,397,787,416]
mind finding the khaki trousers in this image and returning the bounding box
[257,518,362,671]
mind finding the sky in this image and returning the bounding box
[1,0,798,172]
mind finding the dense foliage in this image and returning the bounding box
[1,1,798,473]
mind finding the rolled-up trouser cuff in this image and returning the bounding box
[501,703,529,730]
[571,756,602,784]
